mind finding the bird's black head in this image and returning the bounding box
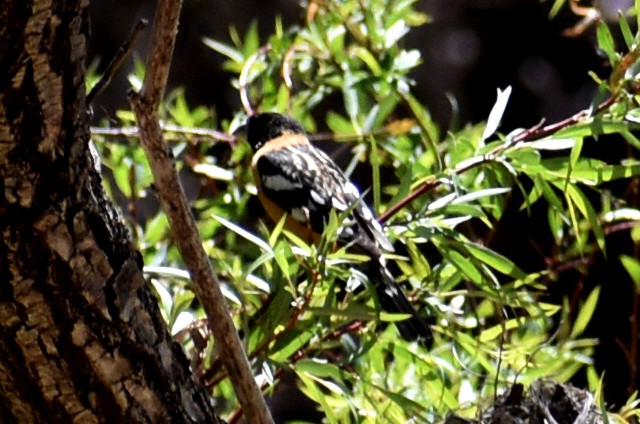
[239,113,306,152]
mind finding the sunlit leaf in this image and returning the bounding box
[620,255,640,290]
[464,242,527,279]
[571,286,600,338]
[529,138,576,151]
[192,163,234,181]
[202,37,244,63]
[596,23,618,67]
[212,214,272,252]
[481,86,512,143]
[565,185,606,253]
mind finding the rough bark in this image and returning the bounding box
[0,1,221,423]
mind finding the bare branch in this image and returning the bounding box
[127,0,274,423]
[91,123,236,143]
[87,19,148,105]
[239,44,271,115]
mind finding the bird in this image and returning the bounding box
[236,112,432,344]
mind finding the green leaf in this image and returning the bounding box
[565,184,606,253]
[439,203,489,221]
[452,187,512,205]
[571,286,600,338]
[296,373,340,424]
[268,213,288,248]
[371,93,400,129]
[480,317,526,342]
[637,0,640,36]
[202,37,244,63]
[242,20,261,56]
[354,46,382,75]
[273,241,296,279]
[618,11,635,48]
[566,136,584,190]
[269,329,314,362]
[373,383,427,416]
[342,68,360,126]
[547,207,565,243]
[548,0,565,18]
[621,129,640,151]
[384,19,410,48]
[308,303,375,320]
[554,119,640,138]
[325,110,354,134]
[368,134,382,213]
[446,249,484,285]
[541,158,640,185]
[328,26,347,60]
[398,88,441,168]
[506,146,542,167]
[456,332,496,375]
[249,289,294,353]
[620,255,640,290]
[149,278,172,320]
[464,242,527,279]
[536,175,564,212]
[565,191,584,251]
[170,289,196,328]
[145,212,169,245]
[296,359,345,381]
[596,23,617,66]
[111,159,132,197]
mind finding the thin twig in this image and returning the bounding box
[378,96,617,224]
[87,19,148,105]
[281,46,296,90]
[127,0,273,423]
[378,155,489,223]
[562,0,601,38]
[511,96,616,143]
[91,123,236,143]
[239,44,272,115]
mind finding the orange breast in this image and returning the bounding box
[252,168,322,246]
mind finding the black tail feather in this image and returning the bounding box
[368,259,433,345]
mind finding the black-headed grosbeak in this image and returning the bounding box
[237,112,431,343]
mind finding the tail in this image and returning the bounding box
[367,258,433,345]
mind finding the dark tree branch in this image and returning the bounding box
[87,19,148,105]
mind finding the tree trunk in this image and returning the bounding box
[0,1,221,422]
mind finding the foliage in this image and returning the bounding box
[90,0,640,422]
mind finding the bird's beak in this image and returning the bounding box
[232,123,247,141]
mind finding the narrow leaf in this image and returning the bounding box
[596,23,617,66]
[212,215,272,252]
[481,86,512,143]
[618,11,634,48]
[465,242,527,279]
[620,255,640,290]
[202,37,244,63]
[571,286,600,338]
[530,138,576,151]
[566,185,606,254]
